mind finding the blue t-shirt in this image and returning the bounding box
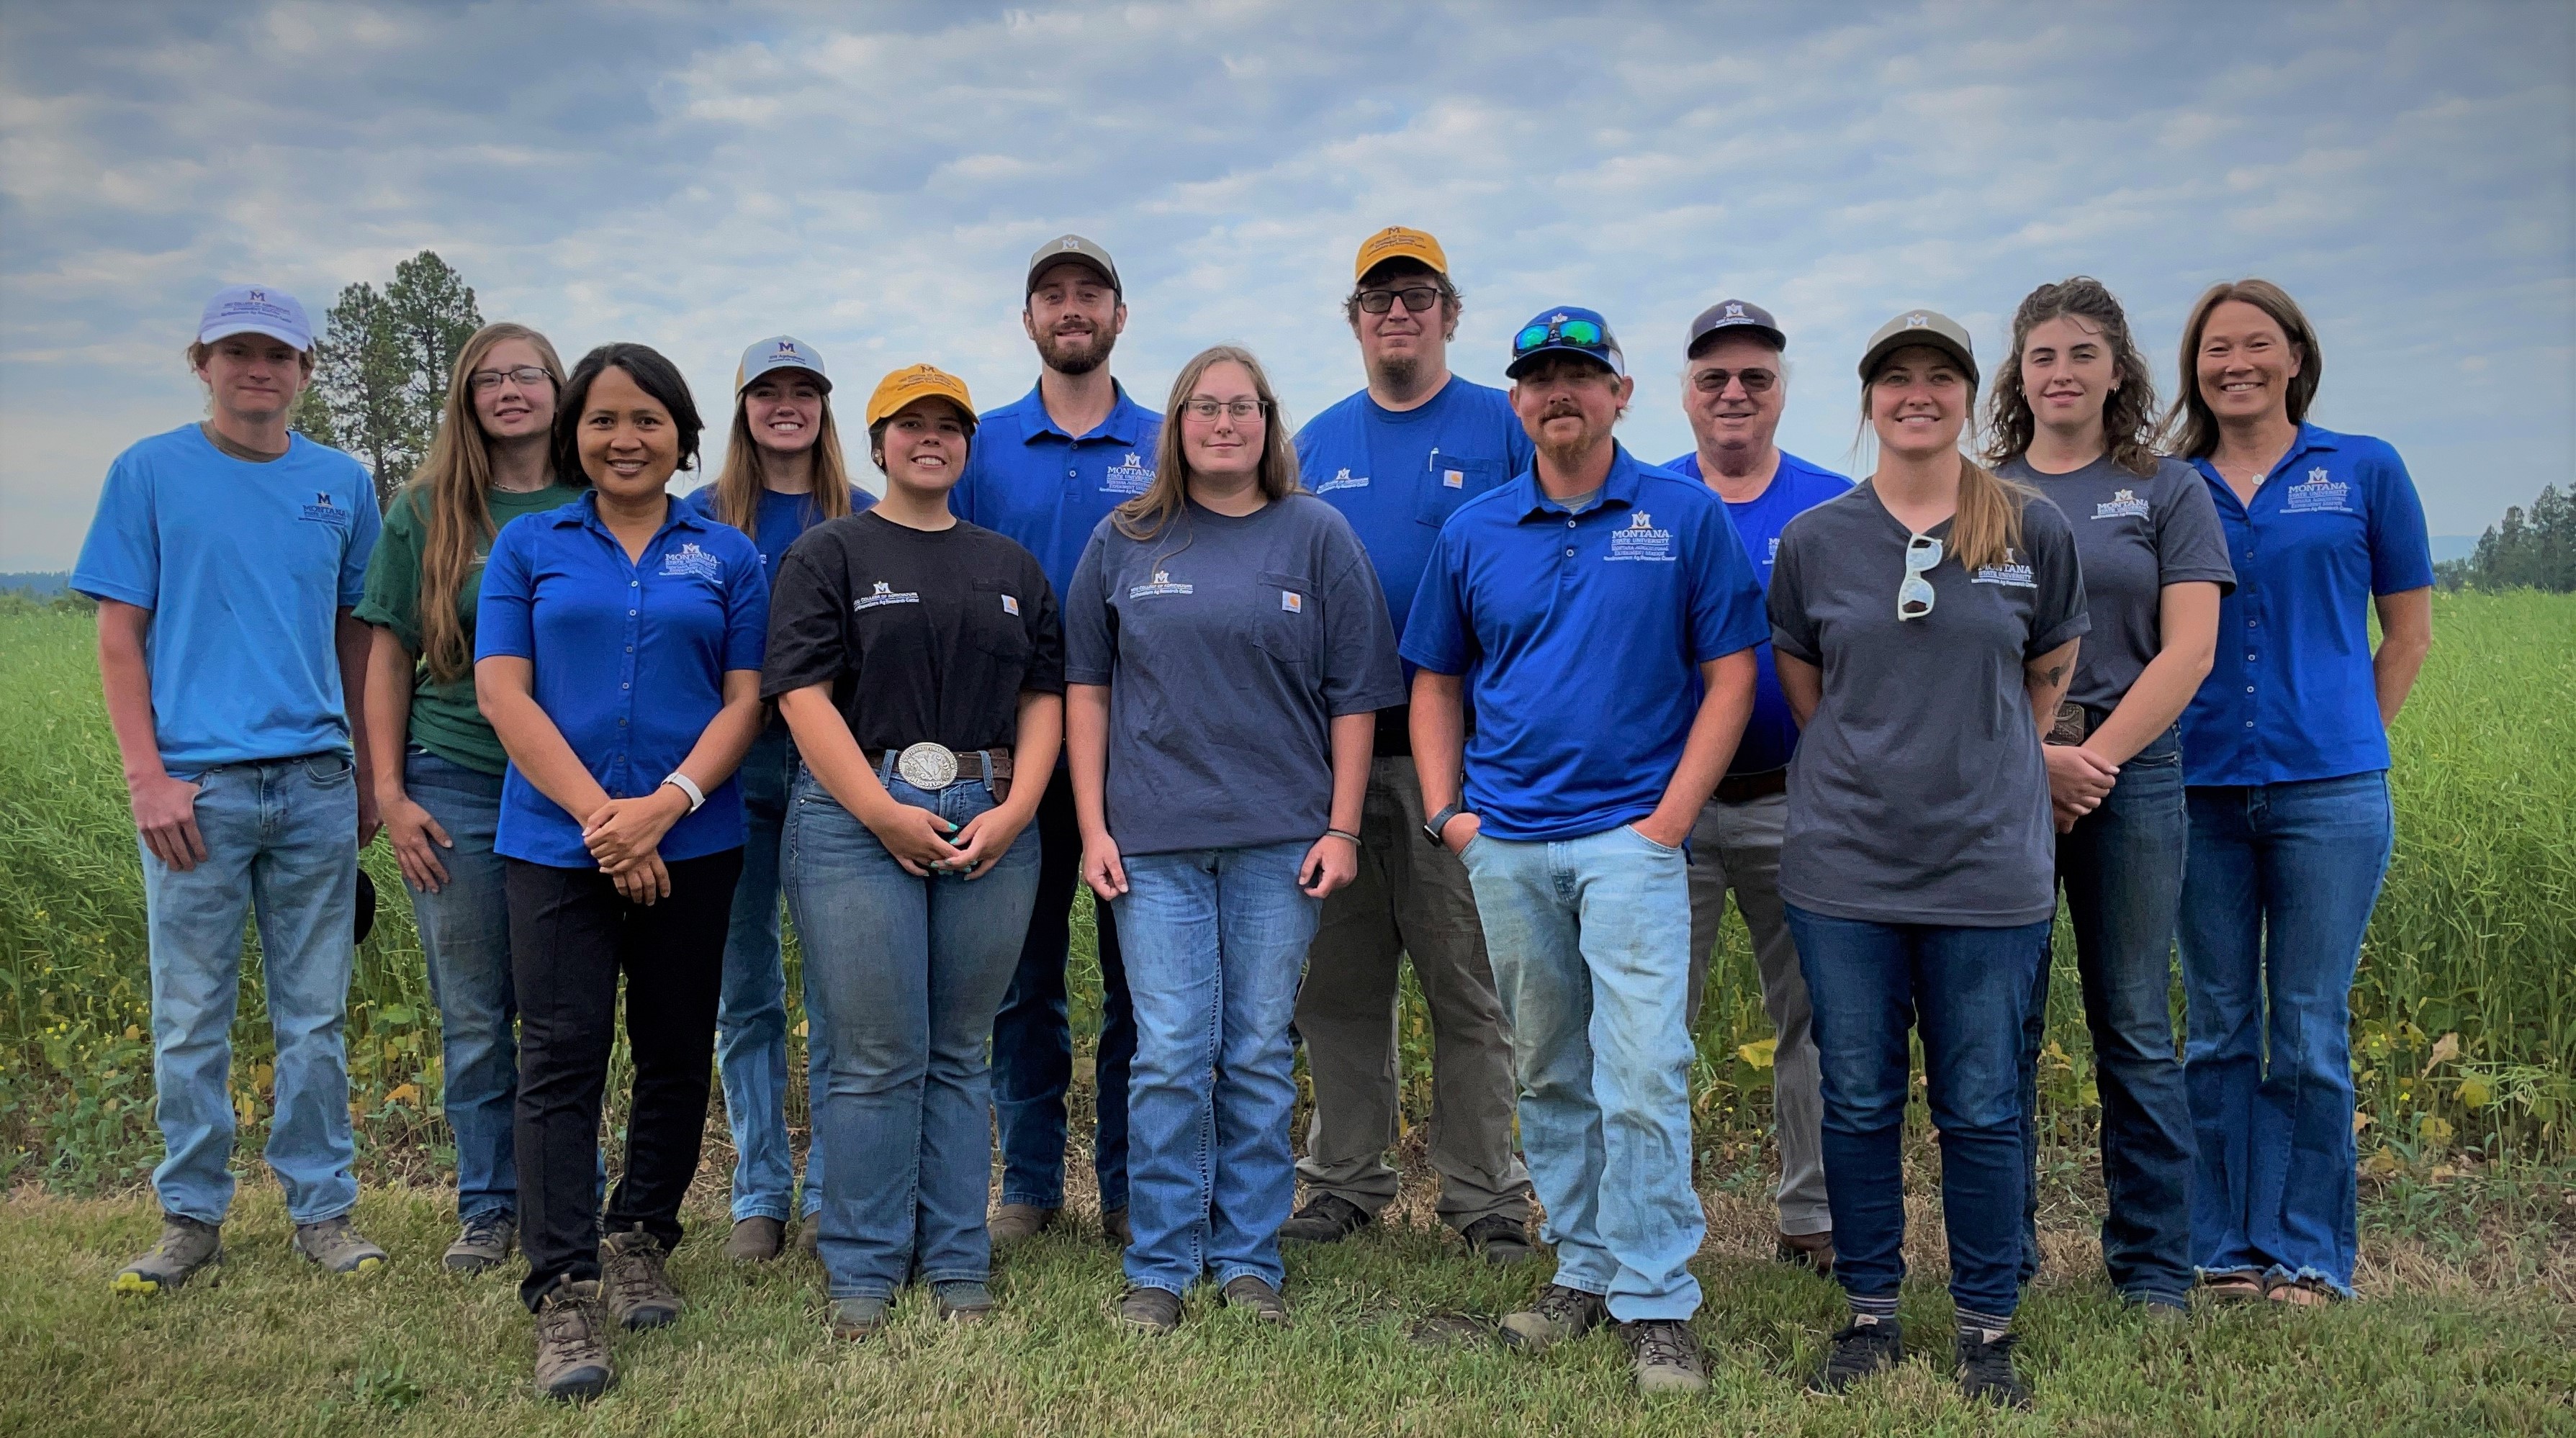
[1401,446,1770,841]
[72,425,382,776]
[2179,424,2433,787]
[1296,376,1534,646]
[1662,449,1855,775]
[680,483,873,579]
[476,491,770,867]
[953,382,1162,601]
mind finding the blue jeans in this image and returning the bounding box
[715,725,825,1222]
[1462,825,1702,1322]
[140,754,359,1226]
[2179,772,2394,1297]
[1113,841,1318,1295]
[402,749,518,1222]
[2017,731,2194,1304]
[785,765,1040,1299]
[1789,905,2049,1321]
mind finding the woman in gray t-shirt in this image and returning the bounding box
[1765,311,2088,1409]
[1986,278,2235,1315]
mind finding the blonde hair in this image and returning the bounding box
[2162,279,2323,460]
[405,322,574,682]
[1863,350,2036,575]
[1114,345,1302,541]
[708,373,857,541]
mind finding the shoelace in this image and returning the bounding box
[459,1211,510,1246]
[607,1241,667,1305]
[539,1291,602,1350]
[1533,1286,1598,1324]
[1631,1322,1698,1368]
[1958,1331,2020,1380]
[1827,1321,1902,1377]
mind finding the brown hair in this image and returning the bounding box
[1862,346,2036,575]
[1984,276,2161,478]
[406,322,575,682]
[185,340,317,378]
[2161,279,2322,460]
[707,371,856,542]
[1114,345,1302,541]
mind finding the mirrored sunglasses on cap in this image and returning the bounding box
[1513,317,1606,355]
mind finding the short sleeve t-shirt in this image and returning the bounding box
[1999,453,2234,718]
[356,480,585,774]
[1063,495,1405,855]
[1767,484,2091,926]
[761,512,1065,754]
[73,424,382,777]
[680,483,874,579]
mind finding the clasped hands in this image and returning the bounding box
[582,786,692,904]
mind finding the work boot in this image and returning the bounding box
[600,1228,683,1329]
[1813,1316,1904,1393]
[830,1295,892,1342]
[1102,1207,1131,1247]
[724,1216,784,1264]
[1116,1285,1183,1334]
[987,1203,1058,1244]
[1622,1319,1708,1396]
[443,1210,516,1275]
[1499,1283,1608,1352]
[797,1216,821,1259]
[1219,1274,1289,1324]
[1775,1228,1835,1276]
[1461,1213,1534,1266]
[292,1214,388,1275]
[1955,1329,2032,1408]
[935,1280,996,1322]
[1276,1193,1369,1244]
[531,1279,615,1401]
[112,1213,222,1295]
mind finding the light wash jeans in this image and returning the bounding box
[402,749,518,1221]
[1461,823,1703,1323]
[785,764,1040,1300]
[140,753,360,1226]
[1114,841,1319,1295]
[716,725,827,1222]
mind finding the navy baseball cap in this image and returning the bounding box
[1686,299,1785,357]
[1506,305,1625,379]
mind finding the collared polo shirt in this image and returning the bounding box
[475,490,770,867]
[953,381,1163,600]
[1664,448,1854,776]
[679,483,874,579]
[2179,422,2432,787]
[1401,445,1769,840]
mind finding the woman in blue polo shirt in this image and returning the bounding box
[2167,280,2432,1306]
[475,342,768,1401]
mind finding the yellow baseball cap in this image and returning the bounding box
[865,364,976,430]
[1352,226,1449,281]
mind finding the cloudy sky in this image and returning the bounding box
[4,0,2569,569]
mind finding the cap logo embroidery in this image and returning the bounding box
[854,577,922,610]
[1724,302,1745,319]
[1906,312,1929,327]
[1061,238,1081,250]
[776,340,798,354]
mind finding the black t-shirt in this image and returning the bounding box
[762,511,1065,753]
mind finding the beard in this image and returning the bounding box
[1040,322,1117,376]
[1369,352,1424,392]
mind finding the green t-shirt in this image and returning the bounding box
[356,481,584,774]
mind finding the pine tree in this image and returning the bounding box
[300,250,485,510]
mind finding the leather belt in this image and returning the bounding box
[865,746,1014,784]
[1712,767,1788,804]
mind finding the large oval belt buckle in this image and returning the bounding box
[896,742,960,790]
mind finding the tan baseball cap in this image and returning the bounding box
[864,364,976,430]
[1352,226,1449,281]
[1026,234,1121,295]
[1859,308,1978,386]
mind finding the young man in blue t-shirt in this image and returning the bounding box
[1662,300,1853,1279]
[1282,227,1535,1261]
[74,286,387,1293]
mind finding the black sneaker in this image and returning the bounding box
[1460,1213,1534,1266]
[1276,1193,1370,1244]
[1621,1319,1708,1396]
[1955,1330,2031,1408]
[1813,1317,1904,1393]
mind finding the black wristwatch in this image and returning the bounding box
[1423,804,1467,850]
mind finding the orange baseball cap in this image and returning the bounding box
[1352,226,1449,281]
[864,364,976,430]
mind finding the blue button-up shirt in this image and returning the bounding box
[476,491,770,867]
[1402,446,1770,840]
[953,381,1163,601]
[2179,423,2433,787]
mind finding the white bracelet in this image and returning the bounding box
[660,771,706,813]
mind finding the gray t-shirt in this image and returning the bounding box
[1999,453,2235,715]
[1767,482,2091,926]
[1065,494,1405,855]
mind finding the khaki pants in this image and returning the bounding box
[1294,756,1532,1228]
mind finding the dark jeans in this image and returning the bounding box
[2017,730,2195,1304]
[1788,905,2050,1321]
[508,849,740,1309]
[991,764,1133,1212]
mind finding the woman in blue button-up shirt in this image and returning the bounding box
[2166,280,2433,1307]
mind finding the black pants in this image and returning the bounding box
[507,849,741,1309]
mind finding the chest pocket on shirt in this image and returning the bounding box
[1415,456,1508,528]
[969,578,1031,664]
[1247,569,1320,682]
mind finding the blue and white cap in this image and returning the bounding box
[735,335,832,394]
[197,284,313,351]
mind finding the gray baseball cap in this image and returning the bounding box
[1859,308,1978,386]
[1685,299,1785,357]
[1026,234,1122,296]
[736,335,830,394]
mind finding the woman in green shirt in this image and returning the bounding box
[357,321,584,1274]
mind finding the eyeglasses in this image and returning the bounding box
[1899,533,1942,621]
[469,366,553,392]
[1356,285,1443,315]
[1691,367,1778,395]
[1179,397,1267,422]
[1513,317,1605,355]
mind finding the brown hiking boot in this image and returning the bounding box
[1623,1319,1708,1396]
[292,1214,388,1275]
[443,1210,515,1274]
[532,1279,615,1401]
[1776,1228,1835,1275]
[600,1228,682,1329]
[988,1203,1058,1244]
[1500,1283,1608,1352]
[112,1213,222,1295]
[724,1216,784,1264]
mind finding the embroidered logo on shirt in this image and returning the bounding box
[1282,590,1304,613]
[298,490,346,525]
[1972,548,2038,587]
[1606,510,1677,562]
[2094,488,2151,520]
[1104,453,1154,495]
[1001,593,1021,616]
[1764,535,1781,566]
[1314,467,1370,494]
[2283,467,2350,514]
[854,579,921,610]
[1129,569,1194,599]
[659,542,723,581]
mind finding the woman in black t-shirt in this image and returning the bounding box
[765,364,1066,1342]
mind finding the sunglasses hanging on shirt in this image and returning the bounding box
[1899,533,1942,621]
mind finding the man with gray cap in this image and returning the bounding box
[955,235,1158,1246]
[1662,300,1852,1278]
[76,285,389,1293]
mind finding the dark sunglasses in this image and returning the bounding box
[1356,285,1443,315]
[1692,367,1778,394]
[1513,317,1605,354]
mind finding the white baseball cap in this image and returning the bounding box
[736,335,832,394]
[197,284,313,351]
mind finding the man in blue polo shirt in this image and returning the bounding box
[1282,226,1536,1262]
[1406,307,1765,1396]
[76,285,389,1294]
[1664,299,1852,1279]
[953,234,1157,1246]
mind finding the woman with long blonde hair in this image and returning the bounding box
[356,321,580,1275]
